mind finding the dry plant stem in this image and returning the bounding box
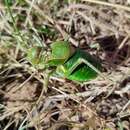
[120,100,130,113]
[28,111,48,128]
[25,0,78,47]
[11,72,36,93]
[51,87,105,102]
[5,53,44,84]
[82,0,130,12]
[0,106,23,121]
[0,89,11,97]
[112,35,129,60]
[24,107,39,130]
[54,22,79,46]
[52,86,80,103]
[36,72,50,105]
[0,5,28,11]
[18,107,39,130]
[110,112,130,122]
[58,20,70,26]
[104,83,117,98]
[50,76,65,82]
[76,11,95,35]
[63,4,117,33]
[18,117,28,130]
[5,0,28,53]
[118,112,130,119]
[26,72,53,129]
[83,80,108,85]
[51,87,99,116]
[67,4,119,20]
[25,0,54,24]
[106,68,130,98]
[5,0,18,32]
[24,0,35,26]
[3,119,16,130]
[0,12,14,33]
[75,10,115,32]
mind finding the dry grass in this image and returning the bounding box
[0,0,130,130]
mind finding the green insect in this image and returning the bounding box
[27,41,102,82]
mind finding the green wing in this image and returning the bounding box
[64,49,102,82]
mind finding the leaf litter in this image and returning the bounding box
[0,0,130,130]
